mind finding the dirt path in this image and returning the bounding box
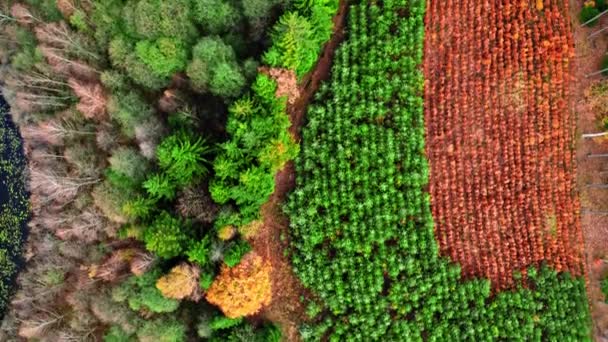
[248,2,349,341]
[570,1,608,340]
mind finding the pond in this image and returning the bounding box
[0,94,29,319]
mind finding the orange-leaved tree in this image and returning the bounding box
[205,252,272,318]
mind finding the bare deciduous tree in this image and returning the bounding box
[129,251,156,276]
[17,308,64,339]
[68,78,108,120]
[21,118,95,147]
[34,22,99,61]
[29,164,100,206]
[54,207,107,243]
[135,116,167,160]
[10,3,41,26]
[39,46,98,80]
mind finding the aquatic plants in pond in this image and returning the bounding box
[0,97,29,318]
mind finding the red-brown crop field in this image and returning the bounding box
[424,0,585,290]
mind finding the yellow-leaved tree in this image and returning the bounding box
[205,252,272,318]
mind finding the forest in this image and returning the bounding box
[0,0,600,341]
[0,0,338,340]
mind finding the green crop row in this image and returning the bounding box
[286,1,592,340]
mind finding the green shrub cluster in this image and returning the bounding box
[287,1,592,340]
[104,307,281,342]
[601,276,608,301]
[111,267,180,314]
[96,0,290,91]
[209,74,299,223]
[580,0,607,26]
[264,0,339,78]
[207,0,340,227]
[104,317,187,342]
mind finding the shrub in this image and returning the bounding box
[104,326,134,342]
[186,236,211,266]
[156,132,211,187]
[580,5,601,26]
[223,240,252,267]
[109,147,150,185]
[187,36,246,97]
[143,173,177,200]
[137,317,186,342]
[112,268,180,314]
[193,0,241,34]
[263,12,318,78]
[135,38,188,79]
[143,212,190,259]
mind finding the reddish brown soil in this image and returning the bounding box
[424,0,584,290]
[248,1,349,341]
[570,1,608,340]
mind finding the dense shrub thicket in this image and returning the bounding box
[0,0,338,340]
[287,1,592,340]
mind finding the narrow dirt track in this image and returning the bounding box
[424,0,585,290]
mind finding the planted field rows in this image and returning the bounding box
[287,1,590,340]
[424,0,584,289]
